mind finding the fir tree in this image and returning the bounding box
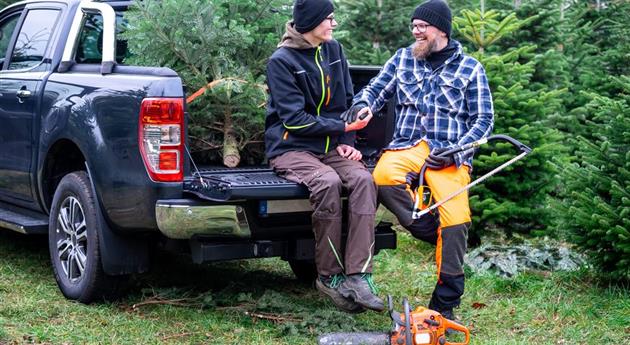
[123,0,285,166]
[336,0,419,65]
[0,0,17,9]
[551,76,630,280]
[561,0,630,109]
[453,8,568,239]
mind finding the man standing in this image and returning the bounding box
[265,0,384,313]
[352,0,494,320]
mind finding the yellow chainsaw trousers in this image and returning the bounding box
[373,141,471,310]
[373,141,471,228]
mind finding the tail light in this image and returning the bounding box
[139,98,184,182]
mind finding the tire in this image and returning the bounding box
[48,171,125,303]
[288,259,318,283]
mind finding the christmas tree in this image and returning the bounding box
[453,7,568,240]
[551,76,630,280]
[123,0,286,166]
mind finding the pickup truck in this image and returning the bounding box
[0,0,397,303]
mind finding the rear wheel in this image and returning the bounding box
[288,259,317,283]
[48,171,125,303]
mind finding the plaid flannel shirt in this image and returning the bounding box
[354,40,494,168]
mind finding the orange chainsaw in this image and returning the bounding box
[318,296,470,345]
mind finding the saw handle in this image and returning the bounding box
[436,134,532,159]
[441,318,470,345]
[416,135,531,198]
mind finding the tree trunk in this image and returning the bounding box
[480,0,485,49]
[222,107,240,167]
[373,0,383,50]
[514,0,521,9]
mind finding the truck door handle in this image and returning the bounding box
[16,89,32,103]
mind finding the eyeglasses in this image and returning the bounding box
[409,23,432,33]
[324,15,336,25]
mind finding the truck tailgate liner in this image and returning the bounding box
[184,163,380,202]
[184,167,309,202]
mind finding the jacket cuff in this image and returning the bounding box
[339,131,356,146]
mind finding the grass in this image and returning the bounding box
[0,229,629,345]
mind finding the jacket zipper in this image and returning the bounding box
[315,46,330,153]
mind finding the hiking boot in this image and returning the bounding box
[315,275,365,314]
[337,274,385,312]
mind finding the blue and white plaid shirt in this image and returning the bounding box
[355,40,494,167]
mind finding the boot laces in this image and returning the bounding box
[361,273,378,294]
[328,273,345,289]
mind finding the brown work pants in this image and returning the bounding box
[270,150,377,276]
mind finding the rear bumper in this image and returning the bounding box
[155,199,250,239]
[156,198,398,263]
[190,224,397,264]
[156,199,397,240]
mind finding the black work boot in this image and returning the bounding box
[337,274,385,312]
[429,302,463,336]
[315,275,365,314]
[440,308,457,322]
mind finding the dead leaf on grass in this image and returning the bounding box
[471,302,487,309]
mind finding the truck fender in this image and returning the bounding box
[85,163,149,275]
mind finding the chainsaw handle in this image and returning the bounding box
[442,318,470,345]
[402,298,413,345]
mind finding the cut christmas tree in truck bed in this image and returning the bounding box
[0,0,396,303]
[185,77,268,168]
[121,0,284,168]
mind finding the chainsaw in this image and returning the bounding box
[318,296,470,345]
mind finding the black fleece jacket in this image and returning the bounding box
[264,31,354,159]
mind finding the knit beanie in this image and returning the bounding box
[293,0,334,34]
[412,0,452,37]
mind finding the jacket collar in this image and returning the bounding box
[278,21,317,50]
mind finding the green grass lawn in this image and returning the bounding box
[0,229,628,344]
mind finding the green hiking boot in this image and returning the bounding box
[315,274,365,314]
[337,274,385,312]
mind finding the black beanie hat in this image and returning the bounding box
[412,0,452,37]
[293,0,335,34]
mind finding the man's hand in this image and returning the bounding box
[425,147,455,170]
[337,144,362,161]
[344,111,373,132]
[340,101,370,123]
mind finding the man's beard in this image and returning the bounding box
[412,38,436,59]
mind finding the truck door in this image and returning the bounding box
[0,6,61,202]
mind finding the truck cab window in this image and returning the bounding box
[8,9,59,70]
[0,13,19,69]
[75,12,129,64]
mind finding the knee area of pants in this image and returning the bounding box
[409,230,435,242]
[418,212,440,228]
[407,215,439,238]
[317,170,343,190]
[408,225,437,240]
[373,167,397,186]
[352,169,376,187]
